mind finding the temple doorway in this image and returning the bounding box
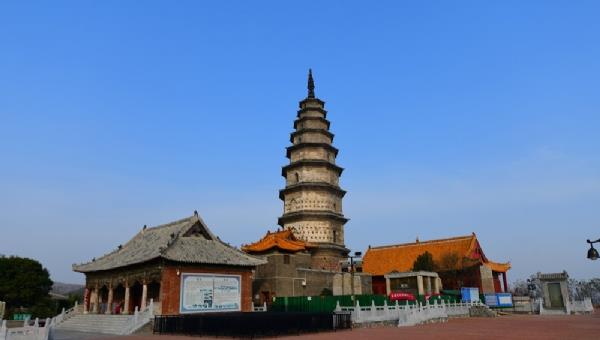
[548,283,564,308]
[147,281,161,306]
[99,285,109,314]
[130,281,143,313]
[113,284,126,314]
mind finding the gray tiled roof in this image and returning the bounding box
[537,271,569,280]
[73,213,265,273]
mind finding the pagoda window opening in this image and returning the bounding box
[295,173,300,183]
[333,230,337,243]
[283,254,290,264]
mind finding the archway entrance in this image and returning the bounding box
[99,285,109,314]
[113,284,126,314]
[130,281,143,314]
[147,281,161,305]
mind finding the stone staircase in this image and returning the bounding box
[54,314,139,335]
[540,308,568,315]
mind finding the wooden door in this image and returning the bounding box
[548,283,564,308]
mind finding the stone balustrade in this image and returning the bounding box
[336,299,484,326]
[251,302,268,312]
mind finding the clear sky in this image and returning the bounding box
[1,1,599,284]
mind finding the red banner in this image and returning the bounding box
[389,292,416,301]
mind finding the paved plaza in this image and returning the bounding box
[76,312,600,340]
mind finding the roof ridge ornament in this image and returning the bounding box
[307,68,315,98]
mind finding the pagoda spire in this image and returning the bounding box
[307,68,315,98]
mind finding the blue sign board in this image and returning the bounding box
[461,287,480,303]
[484,293,498,306]
[496,293,513,307]
[483,293,513,307]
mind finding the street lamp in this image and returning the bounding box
[348,251,362,273]
[587,239,600,260]
[347,251,362,297]
[526,279,537,313]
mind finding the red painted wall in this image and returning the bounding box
[160,265,254,315]
[372,276,386,295]
[493,272,502,293]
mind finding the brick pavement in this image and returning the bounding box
[90,313,600,340]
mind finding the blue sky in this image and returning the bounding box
[1,1,599,284]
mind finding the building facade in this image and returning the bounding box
[278,70,349,271]
[362,233,510,296]
[73,212,265,315]
[243,229,370,303]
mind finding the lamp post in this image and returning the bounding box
[527,279,537,314]
[587,239,600,260]
[347,251,362,297]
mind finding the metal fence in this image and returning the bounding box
[153,312,352,337]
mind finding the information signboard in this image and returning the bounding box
[13,313,31,321]
[461,287,480,303]
[484,293,498,306]
[496,293,513,307]
[180,273,241,313]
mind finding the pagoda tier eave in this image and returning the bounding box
[294,116,331,130]
[290,128,335,143]
[286,142,339,158]
[299,97,325,107]
[278,210,349,225]
[279,182,346,200]
[297,107,327,118]
[309,243,350,255]
[281,159,344,177]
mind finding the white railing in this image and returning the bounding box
[121,299,154,335]
[251,302,267,312]
[569,298,594,314]
[336,299,485,326]
[1,299,155,339]
[446,300,476,317]
[52,302,81,327]
[1,301,83,340]
[537,297,593,315]
[1,318,52,340]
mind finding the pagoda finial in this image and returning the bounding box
[307,68,315,98]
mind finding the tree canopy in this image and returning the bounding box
[0,256,54,317]
[412,251,435,272]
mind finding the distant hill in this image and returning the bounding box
[51,282,84,296]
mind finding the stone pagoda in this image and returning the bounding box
[278,69,349,271]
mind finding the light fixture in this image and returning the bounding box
[587,239,599,260]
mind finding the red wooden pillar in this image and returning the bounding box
[83,288,90,314]
[502,272,508,293]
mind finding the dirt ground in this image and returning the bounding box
[92,313,600,340]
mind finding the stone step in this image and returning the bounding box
[59,320,130,325]
[57,324,130,329]
[56,313,142,335]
